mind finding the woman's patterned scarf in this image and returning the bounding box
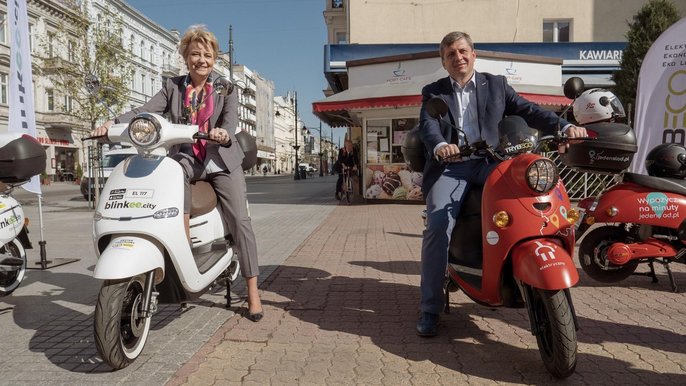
[183,78,214,161]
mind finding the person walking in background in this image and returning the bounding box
[335,139,358,200]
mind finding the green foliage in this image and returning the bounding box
[75,164,83,179]
[40,7,133,130]
[612,0,681,121]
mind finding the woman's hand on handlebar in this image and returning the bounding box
[91,120,114,137]
[208,127,231,146]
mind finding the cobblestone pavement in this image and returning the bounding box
[169,204,686,386]
[0,181,334,385]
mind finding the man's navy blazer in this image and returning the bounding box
[418,71,570,196]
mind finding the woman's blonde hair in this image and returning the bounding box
[178,25,219,60]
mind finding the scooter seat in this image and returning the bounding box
[623,172,686,197]
[190,181,217,218]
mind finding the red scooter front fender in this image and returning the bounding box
[511,239,579,290]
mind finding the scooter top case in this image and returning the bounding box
[0,133,46,183]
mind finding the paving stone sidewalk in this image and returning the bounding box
[168,204,686,386]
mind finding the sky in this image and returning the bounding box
[124,0,343,144]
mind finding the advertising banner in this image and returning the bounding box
[630,17,686,174]
[8,0,41,193]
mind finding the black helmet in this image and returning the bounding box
[497,115,538,156]
[645,143,686,178]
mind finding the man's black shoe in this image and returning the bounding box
[416,312,439,337]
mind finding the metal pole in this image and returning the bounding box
[319,120,324,177]
[293,91,300,180]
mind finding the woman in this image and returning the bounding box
[91,25,263,322]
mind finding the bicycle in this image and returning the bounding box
[338,165,355,204]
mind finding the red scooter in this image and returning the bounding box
[410,91,587,378]
[575,143,686,292]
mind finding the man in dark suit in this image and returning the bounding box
[416,31,587,337]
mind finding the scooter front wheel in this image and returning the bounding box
[578,225,638,282]
[94,274,151,370]
[0,240,27,296]
[531,288,577,379]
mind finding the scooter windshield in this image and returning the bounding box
[497,116,538,156]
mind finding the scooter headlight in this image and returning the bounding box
[128,113,160,148]
[526,159,558,194]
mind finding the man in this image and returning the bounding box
[335,139,358,199]
[416,31,587,337]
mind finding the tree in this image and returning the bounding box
[612,0,681,122]
[40,6,134,132]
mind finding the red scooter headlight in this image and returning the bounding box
[526,159,559,194]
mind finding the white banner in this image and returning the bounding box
[8,0,41,194]
[630,17,686,174]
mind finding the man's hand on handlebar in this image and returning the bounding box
[436,143,461,162]
[559,124,588,154]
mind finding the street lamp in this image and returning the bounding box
[292,91,301,180]
[307,120,325,177]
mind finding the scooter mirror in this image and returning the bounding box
[426,97,449,119]
[212,76,234,96]
[563,77,585,100]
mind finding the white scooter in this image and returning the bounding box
[0,133,45,296]
[89,77,253,370]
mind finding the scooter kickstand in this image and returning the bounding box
[648,260,658,283]
[224,278,232,308]
[663,259,678,293]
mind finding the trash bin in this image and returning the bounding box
[300,169,307,179]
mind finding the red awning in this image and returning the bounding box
[313,94,422,112]
[519,93,571,107]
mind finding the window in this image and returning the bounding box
[46,89,54,111]
[63,95,73,113]
[141,74,146,94]
[543,20,570,42]
[0,11,6,44]
[150,78,155,94]
[140,39,145,59]
[0,73,7,104]
[335,31,347,44]
[67,40,76,62]
[29,23,34,52]
[332,0,343,8]
[47,33,55,57]
[150,44,154,63]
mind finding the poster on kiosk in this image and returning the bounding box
[631,17,686,174]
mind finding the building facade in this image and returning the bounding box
[0,0,181,181]
[318,0,686,201]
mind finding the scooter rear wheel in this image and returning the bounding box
[94,274,151,370]
[531,288,577,379]
[578,225,638,283]
[0,240,26,296]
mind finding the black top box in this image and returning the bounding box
[560,122,637,173]
[0,135,47,183]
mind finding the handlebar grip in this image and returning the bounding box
[81,135,107,141]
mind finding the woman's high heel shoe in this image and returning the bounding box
[247,310,264,322]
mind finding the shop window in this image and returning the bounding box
[365,117,422,201]
[543,20,570,42]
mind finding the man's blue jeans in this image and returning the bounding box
[420,158,498,314]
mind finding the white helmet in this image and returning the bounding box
[572,88,626,125]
